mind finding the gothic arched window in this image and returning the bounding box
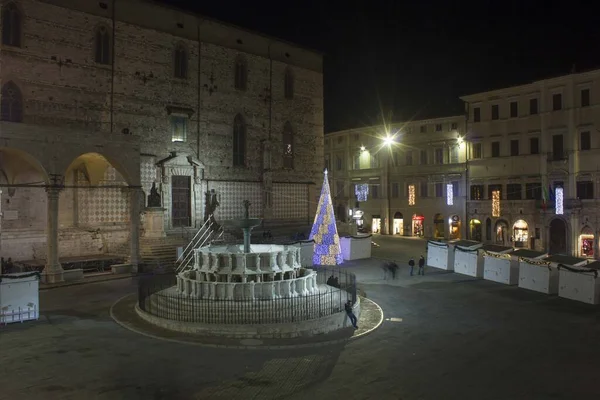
[174,44,188,79]
[284,67,294,99]
[282,122,294,169]
[1,3,21,47]
[233,114,246,166]
[1,81,23,122]
[94,25,111,64]
[234,56,247,90]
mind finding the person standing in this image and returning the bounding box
[345,300,358,329]
[389,261,399,279]
[418,255,425,275]
[408,257,415,276]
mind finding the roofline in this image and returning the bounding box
[326,114,465,136]
[146,0,325,57]
[460,67,600,102]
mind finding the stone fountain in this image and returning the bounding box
[223,200,261,253]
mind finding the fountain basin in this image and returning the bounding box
[222,218,262,230]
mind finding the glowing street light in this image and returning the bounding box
[383,136,394,147]
[360,145,366,152]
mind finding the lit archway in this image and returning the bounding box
[469,219,482,242]
[580,226,594,258]
[393,211,403,235]
[549,218,567,255]
[433,213,444,239]
[449,215,461,239]
[513,220,529,248]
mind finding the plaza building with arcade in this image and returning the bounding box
[326,68,600,259]
[0,0,323,282]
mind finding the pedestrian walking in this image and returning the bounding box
[389,261,399,279]
[382,261,390,280]
[345,300,358,329]
[418,255,425,275]
[408,257,415,276]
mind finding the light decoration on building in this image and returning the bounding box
[408,185,416,206]
[446,183,453,205]
[492,190,500,217]
[309,170,343,265]
[355,184,369,202]
[555,186,564,215]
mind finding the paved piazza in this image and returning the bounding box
[2,236,600,399]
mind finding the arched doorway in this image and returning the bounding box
[449,215,461,239]
[549,218,567,254]
[469,219,482,241]
[485,218,492,241]
[393,211,403,235]
[512,220,529,248]
[433,213,444,239]
[495,219,509,245]
[412,214,424,237]
[580,226,594,258]
[371,215,381,234]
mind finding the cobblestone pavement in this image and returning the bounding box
[2,237,600,399]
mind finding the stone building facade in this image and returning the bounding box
[0,0,323,282]
[325,116,468,240]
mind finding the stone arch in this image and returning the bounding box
[433,213,444,239]
[0,146,49,186]
[1,80,23,122]
[93,23,112,64]
[1,1,23,48]
[494,218,509,245]
[62,151,136,187]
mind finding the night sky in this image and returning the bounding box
[163,0,600,133]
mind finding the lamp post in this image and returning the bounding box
[383,135,394,235]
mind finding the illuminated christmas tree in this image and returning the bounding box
[310,169,343,265]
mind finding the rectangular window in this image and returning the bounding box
[577,181,594,199]
[435,148,443,164]
[353,154,360,170]
[581,131,591,151]
[491,105,499,120]
[171,116,187,142]
[510,139,519,156]
[491,141,500,157]
[435,124,442,132]
[370,154,379,168]
[529,98,538,115]
[420,150,427,165]
[530,137,539,154]
[450,146,459,164]
[488,184,502,200]
[552,93,562,111]
[435,182,443,197]
[336,156,343,170]
[525,183,542,200]
[552,134,564,160]
[470,185,484,200]
[452,181,459,197]
[473,107,481,122]
[420,182,428,197]
[371,185,379,199]
[472,143,482,159]
[581,89,590,107]
[507,183,522,200]
[451,122,458,130]
[392,182,399,198]
[420,125,427,133]
[510,101,518,118]
[406,151,413,166]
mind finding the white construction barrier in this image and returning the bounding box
[558,261,600,305]
[453,241,484,277]
[427,240,453,270]
[484,248,538,285]
[0,271,40,324]
[340,235,372,261]
[519,255,587,295]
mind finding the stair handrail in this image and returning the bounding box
[176,216,213,264]
[177,225,225,273]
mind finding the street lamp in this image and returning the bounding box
[383,135,395,235]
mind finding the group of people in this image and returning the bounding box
[326,275,341,288]
[0,257,16,275]
[382,255,426,279]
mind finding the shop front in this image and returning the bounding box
[512,219,529,248]
[412,214,424,237]
[495,219,508,245]
[449,215,461,239]
[469,219,482,242]
[433,213,444,239]
[372,215,381,234]
[580,226,594,258]
[393,212,404,235]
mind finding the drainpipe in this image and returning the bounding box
[464,102,470,240]
[110,0,116,133]
[196,19,202,160]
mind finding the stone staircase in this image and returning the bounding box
[139,236,187,272]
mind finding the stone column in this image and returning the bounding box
[129,188,141,273]
[43,185,64,283]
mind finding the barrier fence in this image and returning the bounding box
[138,267,357,325]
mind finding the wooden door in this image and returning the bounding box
[171,176,191,227]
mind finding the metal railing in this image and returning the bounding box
[138,267,357,325]
[175,216,221,273]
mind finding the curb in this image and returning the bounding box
[110,294,384,350]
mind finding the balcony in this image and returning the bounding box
[546,152,568,163]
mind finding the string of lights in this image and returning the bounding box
[519,257,550,266]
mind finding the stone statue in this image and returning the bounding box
[147,182,161,208]
[243,200,251,219]
[204,189,220,228]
